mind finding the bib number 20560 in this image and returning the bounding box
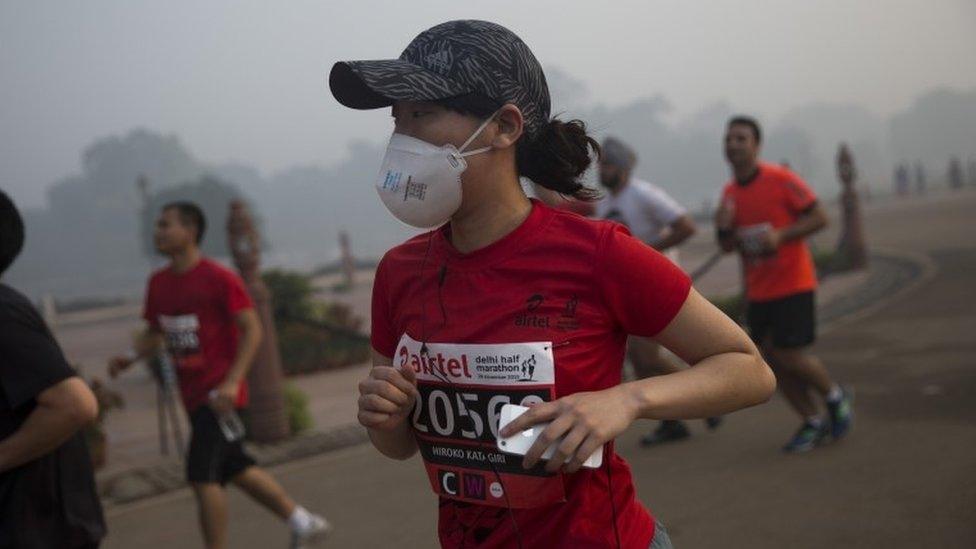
[412,385,548,442]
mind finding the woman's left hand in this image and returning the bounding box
[499,385,639,474]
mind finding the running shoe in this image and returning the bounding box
[782,420,829,453]
[640,420,691,446]
[827,386,854,440]
[290,513,331,549]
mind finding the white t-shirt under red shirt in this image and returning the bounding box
[595,177,687,265]
[371,200,691,548]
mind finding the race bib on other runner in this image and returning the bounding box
[159,314,205,371]
[396,334,565,508]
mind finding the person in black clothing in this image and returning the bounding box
[0,189,106,548]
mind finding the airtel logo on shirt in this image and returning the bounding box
[399,346,474,379]
[514,293,583,331]
[515,293,550,328]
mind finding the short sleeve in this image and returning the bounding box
[370,255,397,358]
[0,310,76,410]
[596,225,692,337]
[641,186,685,226]
[783,173,817,214]
[224,270,254,315]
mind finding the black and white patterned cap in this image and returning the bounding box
[329,20,551,137]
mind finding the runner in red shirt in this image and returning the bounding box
[109,202,329,549]
[716,116,854,453]
[331,20,776,548]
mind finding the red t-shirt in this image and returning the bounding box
[371,200,691,548]
[143,258,254,411]
[721,162,819,302]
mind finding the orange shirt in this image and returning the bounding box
[722,162,818,302]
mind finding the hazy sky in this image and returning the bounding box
[2,0,974,207]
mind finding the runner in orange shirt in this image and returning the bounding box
[715,116,853,453]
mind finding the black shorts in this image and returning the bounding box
[746,291,816,349]
[186,406,255,485]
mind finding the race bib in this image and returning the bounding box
[738,222,777,264]
[396,334,566,508]
[159,314,205,370]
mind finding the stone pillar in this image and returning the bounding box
[914,162,926,195]
[339,230,355,289]
[227,200,290,442]
[894,164,909,196]
[836,144,868,270]
[948,157,963,189]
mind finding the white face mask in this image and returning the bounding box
[375,113,497,228]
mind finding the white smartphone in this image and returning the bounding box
[496,403,603,469]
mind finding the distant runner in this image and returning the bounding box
[716,116,854,453]
[109,202,330,549]
[595,136,721,446]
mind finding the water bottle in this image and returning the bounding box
[209,390,246,442]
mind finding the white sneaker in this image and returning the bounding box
[290,514,331,549]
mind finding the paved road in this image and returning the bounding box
[103,190,976,548]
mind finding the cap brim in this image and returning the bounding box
[329,59,473,110]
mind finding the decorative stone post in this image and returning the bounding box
[894,164,909,196]
[948,157,963,189]
[836,144,868,270]
[914,162,926,195]
[227,200,290,442]
[339,230,355,289]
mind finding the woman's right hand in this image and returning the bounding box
[358,365,418,431]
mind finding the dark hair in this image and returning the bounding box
[435,94,602,201]
[0,190,25,276]
[728,115,762,143]
[163,201,207,244]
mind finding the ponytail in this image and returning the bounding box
[517,118,602,201]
